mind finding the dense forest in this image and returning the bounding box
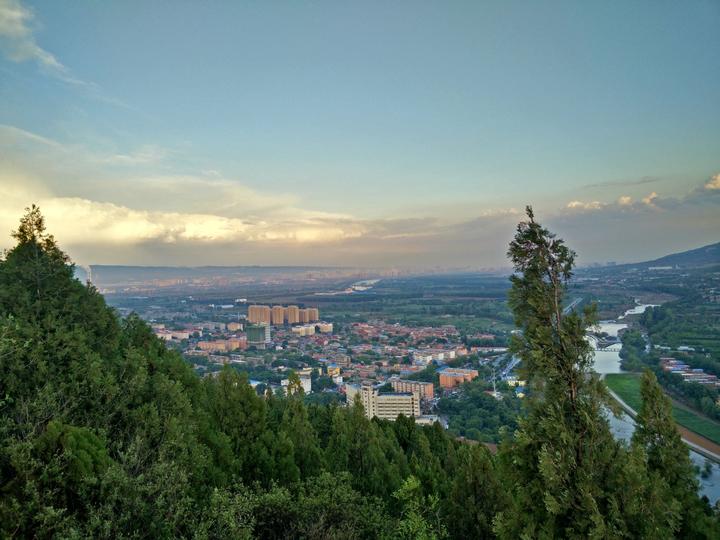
[1,206,718,538]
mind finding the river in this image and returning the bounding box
[591,304,720,502]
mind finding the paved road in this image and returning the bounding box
[563,297,583,315]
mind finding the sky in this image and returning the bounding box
[0,0,718,269]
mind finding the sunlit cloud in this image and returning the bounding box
[1,122,718,268]
[0,183,367,248]
[705,173,720,191]
[566,200,605,211]
[642,191,659,207]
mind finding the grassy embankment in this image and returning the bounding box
[605,373,720,446]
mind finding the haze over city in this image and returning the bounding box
[1,0,718,268]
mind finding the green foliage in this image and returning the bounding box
[631,370,718,537]
[1,206,717,538]
[389,475,447,540]
[634,370,696,488]
[494,207,716,538]
[618,329,646,371]
[444,444,506,538]
[438,378,522,443]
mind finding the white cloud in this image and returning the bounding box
[642,191,659,207]
[0,0,60,66]
[617,195,632,206]
[0,0,94,87]
[705,173,720,191]
[0,190,368,251]
[0,123,64,149]
[99,145,169,166]
[566,200,605,210]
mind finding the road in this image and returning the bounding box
[563,297,583,315]
[491,354,521,380]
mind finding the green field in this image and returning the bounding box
[605,373,720,445]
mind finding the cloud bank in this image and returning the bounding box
[1,123,718,268]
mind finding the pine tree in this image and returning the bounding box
[281,393,323,478]
[444,444,505,539]
[633,369,719,537]
[494,207,678,538]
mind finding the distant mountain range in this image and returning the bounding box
[591,242,720,272]
[72,241,720,286]
[640,242,720,268]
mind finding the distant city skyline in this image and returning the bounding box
[1,0,718,268]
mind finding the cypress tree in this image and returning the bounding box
[494,207,678,538]
[633,369,719,537]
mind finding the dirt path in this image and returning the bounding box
[676,426,720,457]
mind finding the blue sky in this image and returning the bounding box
[0,0,718,267]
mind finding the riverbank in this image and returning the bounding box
[605,373,720,463]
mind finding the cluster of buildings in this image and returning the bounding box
[350,321,506,362]
[197,337,247,352]
[248,304,320,325]
[352,321,459,341]
[291,323,333,336]
[154,327,191,341]
[150,312,506,429]
[660,358,720,387]
[413,349,457,365]
[345,381,439,425]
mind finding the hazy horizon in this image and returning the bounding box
[1,0,719,268]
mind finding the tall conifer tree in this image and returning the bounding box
[633,370,718,537]
[494,207,678,538]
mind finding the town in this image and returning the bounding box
[141,298,522,428]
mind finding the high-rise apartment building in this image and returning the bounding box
[299,309,310,324]
[248,305,271,325]
[286,305,300,324]
[246,324,271,345]
[306,307,319,322]
[271,305,286,325]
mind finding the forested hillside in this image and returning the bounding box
[1,206,718,538]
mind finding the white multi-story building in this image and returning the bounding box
[346,383,420,421]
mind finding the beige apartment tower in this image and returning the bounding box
[247,305,271,325]
[286,305,300,324]
[306,307,319,322]
[299,308,310,324]
[271,305,286,325]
